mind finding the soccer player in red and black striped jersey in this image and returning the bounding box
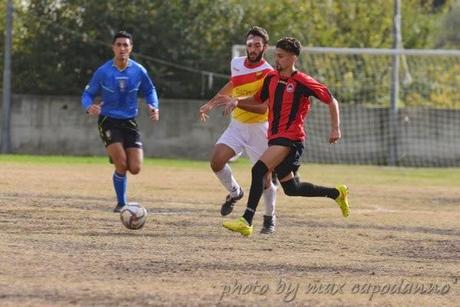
[220,37,350,236]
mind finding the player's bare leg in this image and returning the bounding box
[243,145,290,226]
[107,143,128,174]
[223,146,289,235]
[107,143,129,212]
[211,143,244,216]
[126,147,143,175]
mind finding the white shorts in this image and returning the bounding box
[217,119,269,164]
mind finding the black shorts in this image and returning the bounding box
[97,116,143,149]
[268,137,304,179]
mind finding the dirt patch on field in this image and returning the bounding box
[0,161,459,306]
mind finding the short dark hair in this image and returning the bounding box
[112,31,133,44]
[246,26,269,44]
[276,37,302,56]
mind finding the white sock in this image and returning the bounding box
[214,164,241,197]
[263,182,277,216]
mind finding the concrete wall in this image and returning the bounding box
[3,95,227,160]
[1,95,459,166]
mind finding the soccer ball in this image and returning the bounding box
[120,203,148,230]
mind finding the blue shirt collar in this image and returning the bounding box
[112,59,132,72]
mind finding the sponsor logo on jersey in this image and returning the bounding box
[116,77,128,93]
[255,71,266,79]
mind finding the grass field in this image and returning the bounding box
[0,155,459,306]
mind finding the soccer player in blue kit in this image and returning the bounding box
[81,31,159,212]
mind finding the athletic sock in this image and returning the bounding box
[281,177,339,199]
[262,182,276,216]
[243,161,269,225]
[214,164,241,197]
[242,208,256,226]
[113,172,127,205]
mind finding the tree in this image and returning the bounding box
[436,0,460,48]
[3,0,456,101]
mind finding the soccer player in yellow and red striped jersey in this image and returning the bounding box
[230,56,272,123]
[220,37,350,236]
[200,26,277,234]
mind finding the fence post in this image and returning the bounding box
[388,0,401,166]
[1,0,13,154]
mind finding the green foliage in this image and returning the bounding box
[436,0,460,48]
[0,0,457,105]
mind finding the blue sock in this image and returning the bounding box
[113,172,127,205]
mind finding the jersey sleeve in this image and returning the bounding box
[140,67,159,109]
[300,75,332,104]
[81,69,102,110]
[254,74,273,103]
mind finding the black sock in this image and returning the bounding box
[281,178,339,199]
[242,160,269,225]
[242,208,256,226]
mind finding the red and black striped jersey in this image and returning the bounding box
[255,70,332,141]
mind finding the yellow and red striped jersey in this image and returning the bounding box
[230,56,273,123]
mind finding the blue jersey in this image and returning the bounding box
[81,59,159,119]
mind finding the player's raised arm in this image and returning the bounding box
[211,81,233,102]
[327,96,341,144]
[301,73,341,144]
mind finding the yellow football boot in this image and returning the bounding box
[223,217,253,236]
[335,184,350,217]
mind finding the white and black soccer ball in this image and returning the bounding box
[120,203,148,230]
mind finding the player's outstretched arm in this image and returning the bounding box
[225,96,267,115]
[328,97,341,144]
[199,81,233,122]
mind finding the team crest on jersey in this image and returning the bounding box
[116,77,128,93]
[286,83,295,93]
